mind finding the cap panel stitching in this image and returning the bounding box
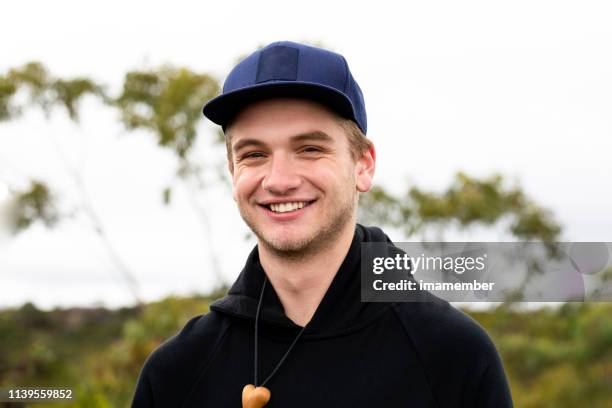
[296,48,301,81]
[341,55,349,93]
[254,51,263,84]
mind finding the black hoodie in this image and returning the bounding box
[132,224,513,407]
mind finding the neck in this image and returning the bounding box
[258,222,356,327]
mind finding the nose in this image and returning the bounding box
[261,152,301,194]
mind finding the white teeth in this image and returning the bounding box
[269,201,308,213]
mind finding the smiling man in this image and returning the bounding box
[132,41,513,407]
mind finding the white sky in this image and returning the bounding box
[1,0,611,309]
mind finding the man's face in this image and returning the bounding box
[227,98,375,256]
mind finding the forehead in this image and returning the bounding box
[227,98,344,146]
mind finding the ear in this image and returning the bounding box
[355,142,376,192]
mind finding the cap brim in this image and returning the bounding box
[202,81,357,129]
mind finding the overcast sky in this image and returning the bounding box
[1,0,611,309]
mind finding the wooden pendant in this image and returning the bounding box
[242,384,271,408]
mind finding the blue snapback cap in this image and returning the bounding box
[203,41,367,134]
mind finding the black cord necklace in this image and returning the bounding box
[242,276,307,408]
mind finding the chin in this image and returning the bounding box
[263,231,315,252]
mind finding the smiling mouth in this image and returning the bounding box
[262,200,315,213]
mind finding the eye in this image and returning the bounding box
[301,146,323,153]
[243,151,266,159]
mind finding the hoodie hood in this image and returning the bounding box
[210,224,400,339]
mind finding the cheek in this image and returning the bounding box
[310,162,355,192]
[233,169,261,201]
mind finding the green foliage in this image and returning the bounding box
[1,298,610,407]
[418,172,521,225]
[0,75,18,119]
[511,204,561,242]
[8,180,59,233]
[162,186,172,205]
[52,78,104,121]
[471,303,612,407]
[0,62,222,238]
[8,62,49,107]
[0,62,105,121]
[359,172,562,242]
[114,66,219,158]
[358,185,406,226]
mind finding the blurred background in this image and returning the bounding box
[1,1,611,406]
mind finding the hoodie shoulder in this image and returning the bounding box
[132,311,231,407]
[392,296,512,407]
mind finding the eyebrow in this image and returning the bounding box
[232,131,334,153]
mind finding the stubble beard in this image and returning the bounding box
[239,189,357,261]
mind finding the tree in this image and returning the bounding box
[358,171,561,242]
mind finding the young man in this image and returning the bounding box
[132,41,513,407]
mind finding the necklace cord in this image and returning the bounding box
[254,276,266,386]
[254,275,308,387]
